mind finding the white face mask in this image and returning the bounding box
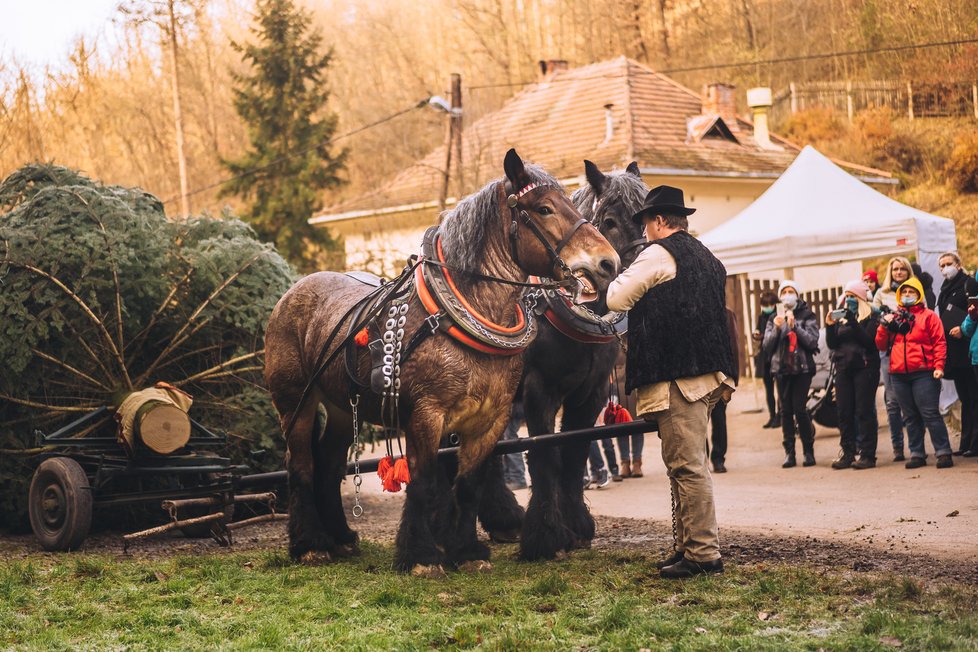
[781,293,798,309]
[940,265,959,281]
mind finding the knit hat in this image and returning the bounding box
[862,269,878,284]
[843,279,869,302]
[897,277,925,306]
[778,279,800,295]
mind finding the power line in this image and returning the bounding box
[467,37,978,90]
[164,98,430,205]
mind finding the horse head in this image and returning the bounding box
[576,160,649,270]
[502,149,619,304]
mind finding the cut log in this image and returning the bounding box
[133,401,191,454]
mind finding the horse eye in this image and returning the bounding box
[603,218,617,230]
[537,206,553,216]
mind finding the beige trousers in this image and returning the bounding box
[653,381,724,562]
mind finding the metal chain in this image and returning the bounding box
[670,480,678,553]
[351,394,363,518]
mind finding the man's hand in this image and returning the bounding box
[773,316,785,329]
[825,311,837,326]
[969,303,978,319]
[882,313,895,324]
[950,326,962,339]
[752,329,762,341]
[934,369,944,380]
[786,311,796,329]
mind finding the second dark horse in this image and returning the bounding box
[478,161,651,560]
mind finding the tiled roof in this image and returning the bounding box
[313,57,881,222]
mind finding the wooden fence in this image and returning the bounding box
[727,277,843,379]
[770,79,978,125]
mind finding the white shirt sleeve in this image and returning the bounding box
[606,243,678,313]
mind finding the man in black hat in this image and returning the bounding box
[607,185,736,579]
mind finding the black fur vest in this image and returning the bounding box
[625,230,735,393]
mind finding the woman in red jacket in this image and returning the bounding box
[875,277,953,469]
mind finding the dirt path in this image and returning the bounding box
[571,379,978,563]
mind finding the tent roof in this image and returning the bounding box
[700,146,956,275]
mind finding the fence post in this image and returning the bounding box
[846,80,854,123]
[790,82,797,114]
[973,83,977,120]
[907,81,914,121]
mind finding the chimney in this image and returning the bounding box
[703,82,739,132]
[746,87,783,151]
[538,59,569,80]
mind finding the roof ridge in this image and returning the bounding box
[624,57,703,102]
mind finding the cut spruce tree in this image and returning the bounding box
[0,164,295,526]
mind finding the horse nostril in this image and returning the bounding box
[599,257,617,278]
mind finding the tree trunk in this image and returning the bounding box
[655,0,671,64]
[167,0,190,218]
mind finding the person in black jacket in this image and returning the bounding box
[827,280,881,469]
[710,308,741,473]
[763,280,820,468]
[911,262,936,309]
[753,290,780,429]
[936,252,978,456]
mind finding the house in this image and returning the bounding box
[310,56,894,276]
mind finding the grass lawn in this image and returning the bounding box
[1,543,976,650]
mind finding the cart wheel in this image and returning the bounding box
[28,457,93,552]
[180,453,234,539]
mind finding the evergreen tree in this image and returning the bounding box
[222,0,346,273]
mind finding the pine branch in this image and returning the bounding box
[31,348,111,391]
[0,392,100,412]
[171,350,263,386]
[125,264,195,367]
[1,260,132,390]
[135,252,264,386]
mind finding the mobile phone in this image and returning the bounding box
[829,308,846,320]
[969,297,978,309]
[776,303,786,319]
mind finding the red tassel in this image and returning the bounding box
[788,331,798,353]
[354,328,369,347]
[603,400,618,425]
[615,406,633,423]
[392,457,411,484]
[378,455,411,492]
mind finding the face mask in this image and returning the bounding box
[782,293,798,310]
[761,306,775,315]
[901,296,917,307]
[941,265,959,281]
[845,297,859,314]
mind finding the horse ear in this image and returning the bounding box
[504,148,529,188]
[584,160,605,195]
[625,161,641,178]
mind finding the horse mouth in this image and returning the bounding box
[572,271,598,304]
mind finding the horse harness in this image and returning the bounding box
[531,281,627,344]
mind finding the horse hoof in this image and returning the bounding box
[410,564,447,579]
[489,529,521,544]
[298,550,332,566]
[331,542,361,558]
[458,560,492,574]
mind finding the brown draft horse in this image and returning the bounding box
[264,150,619,576]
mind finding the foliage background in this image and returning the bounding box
[0,164,294,527]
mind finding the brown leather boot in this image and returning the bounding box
[631,459,643,478]
[620,460,632,478]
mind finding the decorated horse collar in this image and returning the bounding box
[416,227,537,356]
[529,276,627,344]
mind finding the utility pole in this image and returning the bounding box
[167,0,190,218]
[439,73,462,212]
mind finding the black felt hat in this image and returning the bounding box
[631,185,696,225]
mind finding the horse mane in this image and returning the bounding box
[439,163,561,270]
[571,168,647,224]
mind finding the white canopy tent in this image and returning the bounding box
[700,146,957,284]
[702,146,959,408]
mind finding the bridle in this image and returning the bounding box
[507,181,587,280]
